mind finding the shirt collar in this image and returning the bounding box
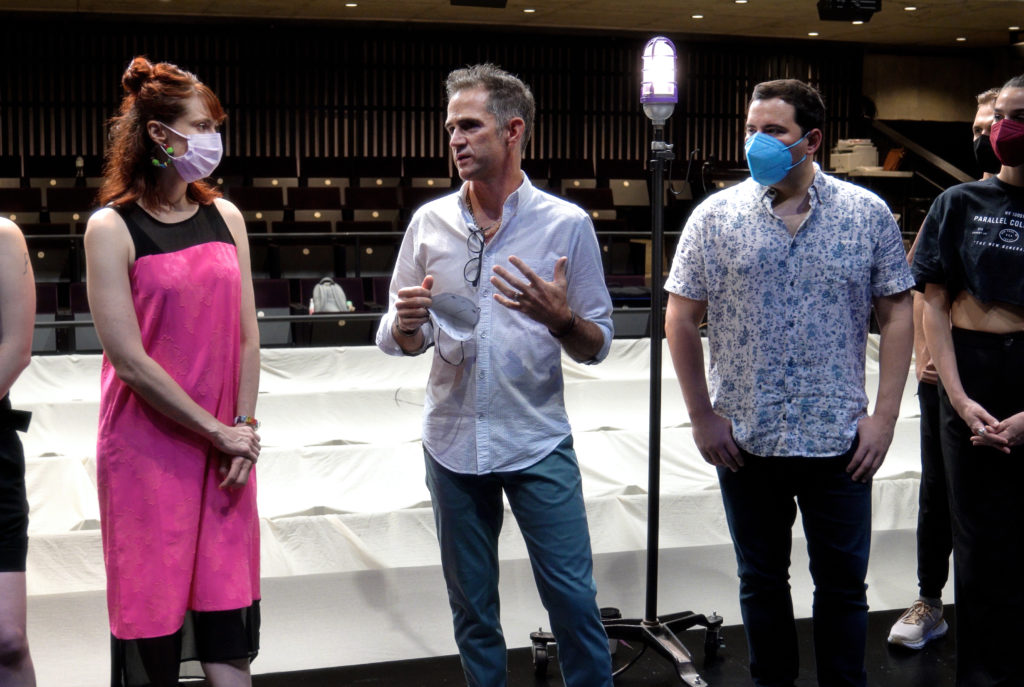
[457,172,533,229]
[757,162,829,207]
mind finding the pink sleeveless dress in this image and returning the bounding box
[96,203,260,640]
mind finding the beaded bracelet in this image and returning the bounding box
[234,415,260,430]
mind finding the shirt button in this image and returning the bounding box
[480,332,487,339]
[478,370,485,379]
[478,413,485,420]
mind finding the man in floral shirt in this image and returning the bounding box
[665,79,913,687]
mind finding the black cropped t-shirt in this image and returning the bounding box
[912,177,1024,307]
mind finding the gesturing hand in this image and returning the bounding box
[395,275,434,333]
[491,256,573,333]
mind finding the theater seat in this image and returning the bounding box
[268,220,339,279]
[224,186,285,223]
[287,187,344,224]
[564,187,617,220]
[401,157,452,189]
[69,282,102,353]
[253,278,292,346]
[344,186,401,224]
[0,187,43,223]
[33,283,59,354]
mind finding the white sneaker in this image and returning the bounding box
[887,599,948,649]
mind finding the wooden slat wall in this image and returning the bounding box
[0,18,862,167]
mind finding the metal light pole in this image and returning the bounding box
[600,36,723,686]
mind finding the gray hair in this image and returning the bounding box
[976,88,1000,107]
[446,63,535,149]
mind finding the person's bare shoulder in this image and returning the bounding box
[84,206,126,239]
[0,216,19,236]
[213,196,243,220]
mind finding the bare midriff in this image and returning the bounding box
[951,290,1024,334]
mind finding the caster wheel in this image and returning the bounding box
[532,643,549,676]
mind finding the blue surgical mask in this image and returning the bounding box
[744,131,809,186]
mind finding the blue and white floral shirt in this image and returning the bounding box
[665,164,914,457]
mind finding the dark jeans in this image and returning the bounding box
[915,381,952,600]
[718,444,870,687]
[938,328,1024,687]
[423,436,613,687]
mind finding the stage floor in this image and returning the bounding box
[249,606,957,687]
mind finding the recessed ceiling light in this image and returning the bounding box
[735,0,747,4]
[523,7,535,12]
[808,31,819,36]
[692,13,703,19]
[345,2,357,6]
[956,36,967,41]
[852,20,864,25]
[904,5,916,10]
[1011,25,1022,31]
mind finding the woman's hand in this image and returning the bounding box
[218,454,255,490]
[971,411,1024,454]
[955,397,999,441]
[211,423,260,461]
[212,423,259,489]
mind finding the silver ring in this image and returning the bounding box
[977,426,987,436]
[513,292,521,301]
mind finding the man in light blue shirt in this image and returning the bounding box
[665,79,914,687]
[376,63,613,687]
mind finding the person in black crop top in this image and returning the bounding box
[85,57,262,687]
[0,218,37,686]
[911,74,1024,687]
[886,87,1003,652]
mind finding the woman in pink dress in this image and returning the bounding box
[85,57,262,687]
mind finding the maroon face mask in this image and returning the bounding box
[990,118,1024,167]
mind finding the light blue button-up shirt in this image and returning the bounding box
[377,175,613,474]
[665,164,914,457]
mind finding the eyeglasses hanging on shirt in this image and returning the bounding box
[464,225,485,287]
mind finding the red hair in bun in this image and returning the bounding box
[99,56,226,209]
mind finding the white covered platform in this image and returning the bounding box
[14,338,938,686]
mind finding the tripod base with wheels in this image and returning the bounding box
[528,608,724,684]
[604,610,724,685]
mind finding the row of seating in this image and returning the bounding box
[0,154,652,192]
[32,271,658,354]
[22,220,668,288]
[1,183,662,231]
[32,277,386,353]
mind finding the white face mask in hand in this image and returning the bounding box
[156,123,223,183]
[429,293,480,341]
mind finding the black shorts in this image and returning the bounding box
[0,416,29,572]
